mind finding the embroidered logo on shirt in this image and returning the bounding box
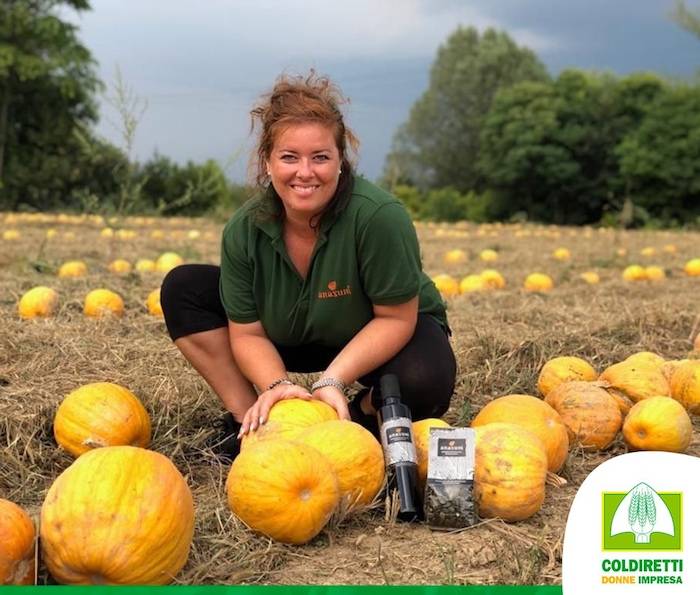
[318,280,352,299]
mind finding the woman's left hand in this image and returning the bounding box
[312,385,351,420]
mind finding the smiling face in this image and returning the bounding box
[266,122,342,223]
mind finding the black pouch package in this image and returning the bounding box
[424,427,478,530]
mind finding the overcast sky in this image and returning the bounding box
[65,0,699,182]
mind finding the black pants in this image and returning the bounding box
[161,264,456,421]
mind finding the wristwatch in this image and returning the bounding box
[311,377,347,394]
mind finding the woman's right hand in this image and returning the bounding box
[238,383,311,438]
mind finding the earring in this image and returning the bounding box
[338,169,342,175]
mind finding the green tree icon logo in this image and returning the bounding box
[627,483,658,543]
[611,483,674,544]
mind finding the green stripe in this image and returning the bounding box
[0,587,562,594]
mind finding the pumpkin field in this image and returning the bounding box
[2,211,700,586]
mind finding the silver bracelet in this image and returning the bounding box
[311,377,347,394]
[266,378,294,392]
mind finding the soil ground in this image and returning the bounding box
[1,212,699,585]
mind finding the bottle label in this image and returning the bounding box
[386,426,412,444]
[380,417,417,465]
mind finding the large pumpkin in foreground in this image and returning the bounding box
[472,394,569,473]
[54,382,151,457]
[227,439,340,544]
[241,398,338,451]
[545,381,622,450]
[0,499,35,585]
[474,423,548,522]
[295,420,385,508]
[41,446,194,585]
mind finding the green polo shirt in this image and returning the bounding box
[219,176,447,348]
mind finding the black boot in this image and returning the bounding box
[349,388,380,439]
[211,411,241,463]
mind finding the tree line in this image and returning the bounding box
[1,1,699,226]
[384,15,700,227]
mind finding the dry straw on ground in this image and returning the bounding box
[1,214,699,585]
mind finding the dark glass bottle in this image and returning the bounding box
[377,374,422,521]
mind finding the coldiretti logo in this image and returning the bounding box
[318,280,352,299]
[602,483,682,551]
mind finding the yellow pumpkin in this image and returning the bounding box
[523,273,553,292]
[3,229,20,240]
[54,382,151,457]
[479,249,498,262]
[135,259,156,273]
[443,249,467,265]
[622,397,692,453]
[41,446,194,585]
[537,356,597,397]
[472,394,569,473]
[155,252,184,273]
[624,351,666,368]
[58,260,88,278]
[474,423,548,522]
[0,499,35,585]
[480,269,506,289]
[241,398,338,451]
[146,289,163,317]
[684,258,700,276]
[622,265,646,281]
[459,274,485,293]
[669,360,700,414]
[108,259,132,274]
[598,356,670,403]
[295,420,385,508]
[411,418,451,487]
[226,439,340,544]
[545,381,622,450]
[644,266,666,281]
[580,271,600,284]
[18,286,59,319]
[552,247,571,261]
[84,289,124,318]
[431,274,460,298]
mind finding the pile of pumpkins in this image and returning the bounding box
[2,348,698,585]
[1,382,193,586]
[0,383,387,585]
[411,349,699,527]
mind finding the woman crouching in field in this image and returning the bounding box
[160,71,456,459]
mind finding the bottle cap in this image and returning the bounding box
[380,373,401,404]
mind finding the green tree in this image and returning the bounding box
[383,26,549,192]
[617,85,700,224]
[0,0,100,208]
[479,71,666,224]
[138,155,233,215]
